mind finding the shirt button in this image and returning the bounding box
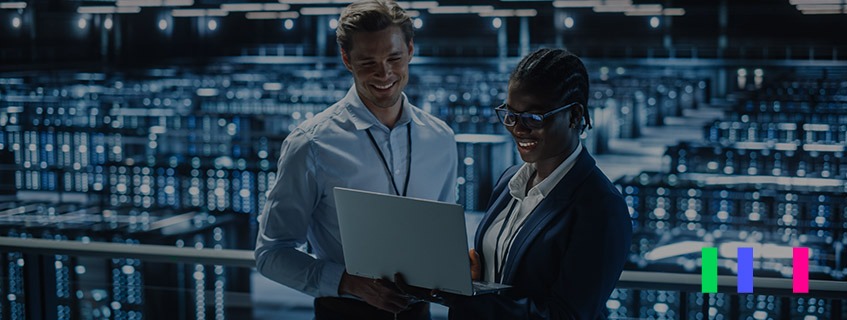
[394,169,401,174]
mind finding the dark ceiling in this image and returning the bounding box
[0,0,844,65]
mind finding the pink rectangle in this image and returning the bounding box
[793,247,809,293]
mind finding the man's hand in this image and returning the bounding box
[469,248,481,281]
[394,273,461,307]
[338,271,414,313]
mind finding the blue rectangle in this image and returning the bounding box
[737,247,753,293]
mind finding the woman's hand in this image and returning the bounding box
[469,248,481,281]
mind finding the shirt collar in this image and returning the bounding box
[508,142,583,200]
[342,85,425,131]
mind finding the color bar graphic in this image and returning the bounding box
[702,247,717,293]
[793,247,809,293]
[737,247,753,293]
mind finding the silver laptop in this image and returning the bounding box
[334,187,510,296]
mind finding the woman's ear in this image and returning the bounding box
[570,104,585,128]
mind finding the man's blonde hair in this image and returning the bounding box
[336,0,414,56]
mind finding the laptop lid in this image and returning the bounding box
[334,187,476,296]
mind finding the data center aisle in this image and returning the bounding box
[249,103,725,320]
[594,105,726,181]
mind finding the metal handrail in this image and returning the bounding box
[1,236,844,296]
[617,270,846,298]
[0,236,255,268]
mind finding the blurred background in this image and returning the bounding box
[0,0,846,319]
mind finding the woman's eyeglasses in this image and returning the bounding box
[494,102,580,129]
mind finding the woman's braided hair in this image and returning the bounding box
[510,48,592,133]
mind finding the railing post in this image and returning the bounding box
[779,297,792,320]
[22,253,54,320]
[730,292,740,319]
[832,300,843,320]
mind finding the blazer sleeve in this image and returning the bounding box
[451,192,632,320]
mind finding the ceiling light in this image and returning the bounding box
[262,3,291,11]
[222,3,291,12]
[593,5,633,13]
[625,11,662,16]
[478,9,536,17]
[795,4,842,10]
[116,7,142,13]
[172,9,227,17]
[479,9,515,17]
[245,11,300,19]
[164,0,193,6]
[428,6,491,14]
[408,1,438,9]
[790,0,842,4]
[0,2,27,9]
[663,8,685,16]
[78,6,115,14]
[117,0,160,7]
[221,3,262,11]
[552,0,599,8]
[116,0,192,7]
[514,9,537,17]
[299,7,344,15]
[282,0,326,3]
[800,9,844,14]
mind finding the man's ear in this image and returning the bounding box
[341,48,353,72]
[407,40,415,61]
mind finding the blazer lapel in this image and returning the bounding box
[501,148,596,284]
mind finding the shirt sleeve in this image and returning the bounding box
[254,128,346,298]
[441,131,459,204]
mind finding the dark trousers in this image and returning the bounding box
[314,297,430,320]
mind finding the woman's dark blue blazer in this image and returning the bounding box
[450,147,632,320]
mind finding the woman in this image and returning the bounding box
[399,48,632,319]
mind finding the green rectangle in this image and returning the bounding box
[702,247,718,293]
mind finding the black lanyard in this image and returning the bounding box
[494,198,520,283]
[365,124,412,197]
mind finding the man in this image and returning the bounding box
[254,0,457,319]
